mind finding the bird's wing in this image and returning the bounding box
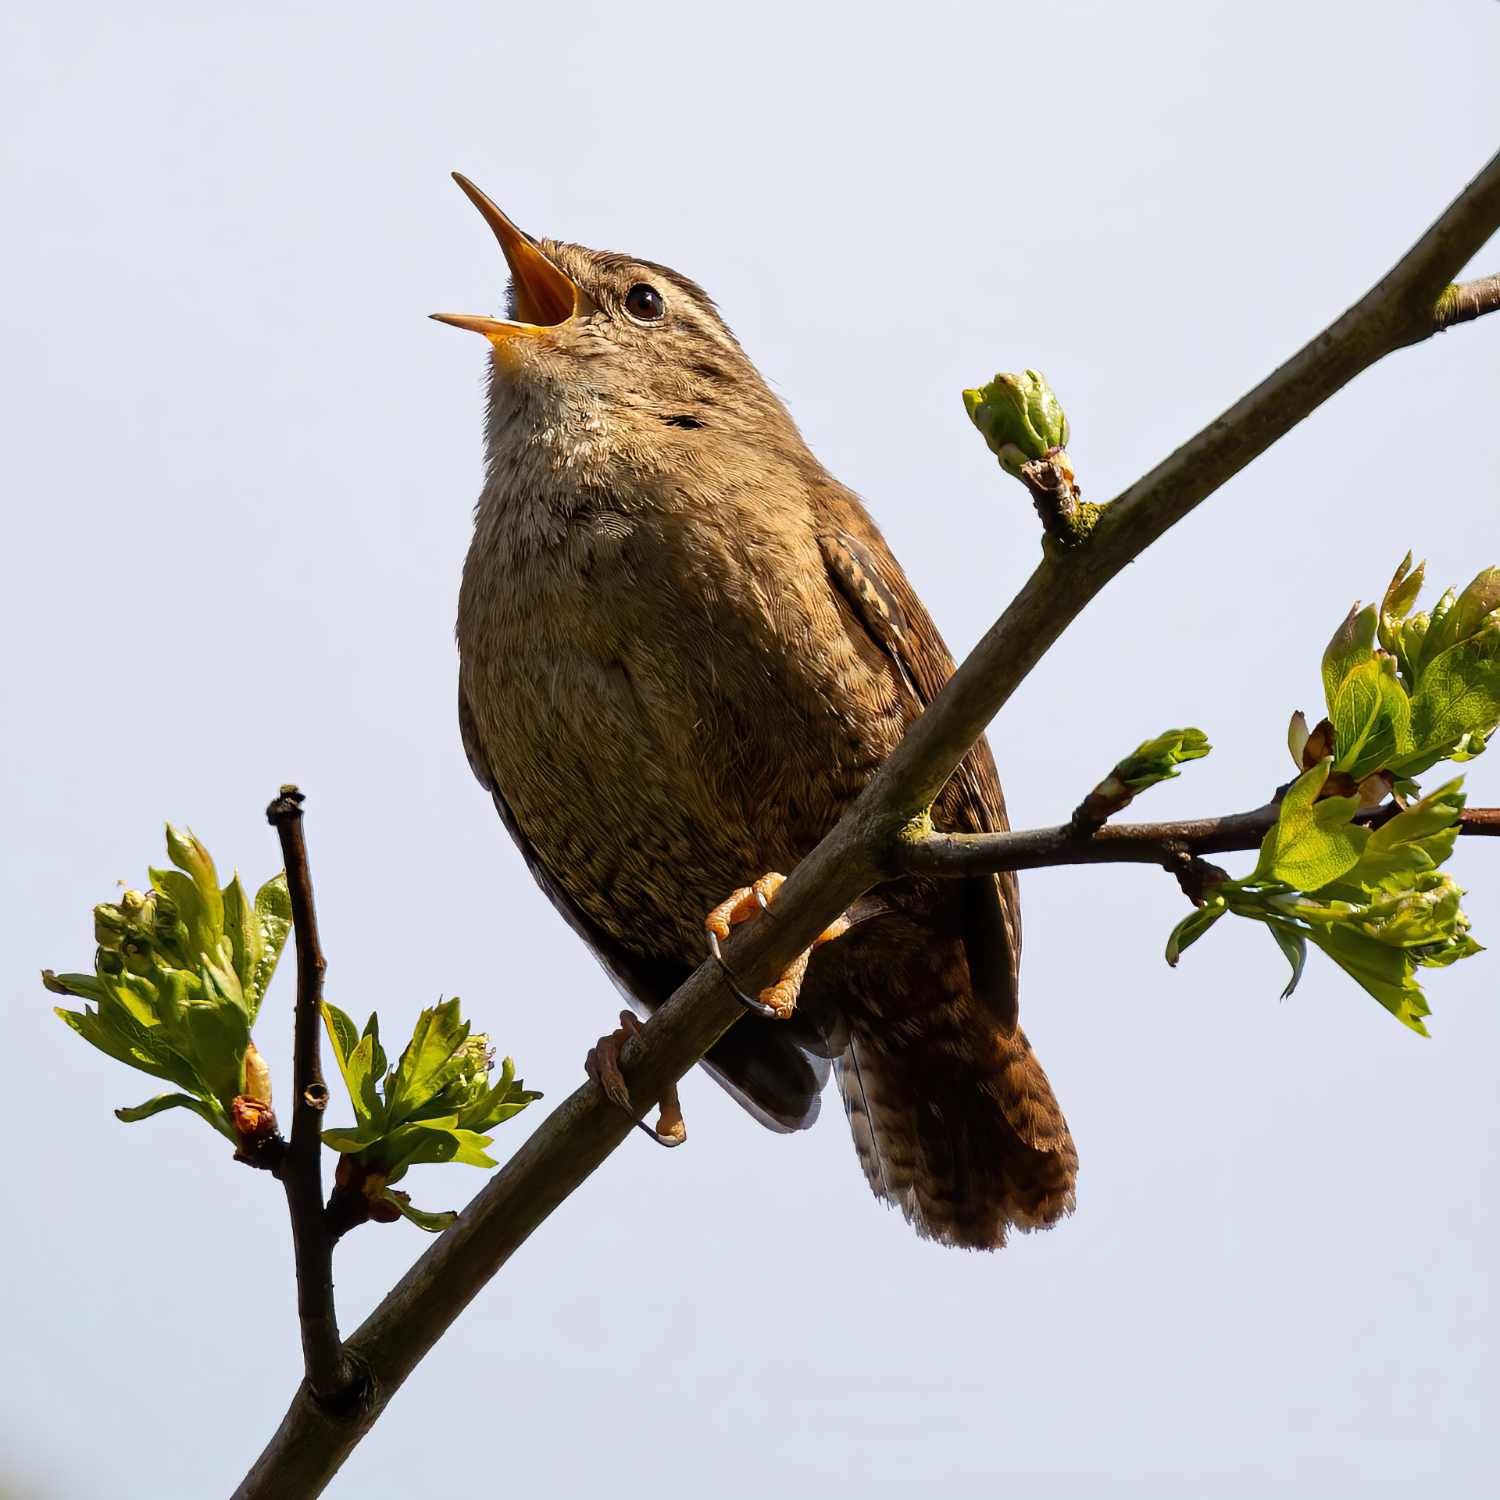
[815,508,1021,1035]
[458,682,828,1131]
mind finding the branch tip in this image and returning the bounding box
[266,785,351,1404]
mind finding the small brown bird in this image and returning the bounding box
[438,175,1076,1249]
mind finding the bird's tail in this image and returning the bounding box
[835,1020,1076,1249]
[816,909,1077,1249]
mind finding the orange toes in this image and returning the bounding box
[584,1009,641,1113]
[705,872,852,1021]
[757,948,810,1020]
[585,1010,686,1147]
[814,914,852,947]
[705,872,787,941]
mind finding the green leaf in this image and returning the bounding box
[115,1091,231,1137]
[381,1191,458,1233]
[1321,603,1377,714]
[332,1115,499,1173]
[1380,553,1426,687]
[1404,620,1500,770]
[346,1015,389,1131]
[321,1001,361,1078]
[320,1001,389,1133]
[384,999,472,1127]
[1305,924,1431,1036]
[251,874,292,1007]
[1268,923,1308,999]
[180,997,251,1105]
[221,874,263,1018]
[321,1127,377,1153]
[1331,778,1466,893]
[55,986,186,1090]
[1414,586,1459,677]
[1254,760,1366,890]
[42,969,108,1002]
[456,1055,542,1132]
[1399,612,1430,683]
[1331,656,1411,780]
[1415,933,1484,969]
[1414,567,1500,674]
[1381,552,1424,628]
[149,869,211,965]
[384,1118,499,1171]
[1165,900,1226,966]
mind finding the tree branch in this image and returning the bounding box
[1435,270,1500,331]
[897,803,1500,878]
[264,786,353,1407]
[233,146,1500,1497]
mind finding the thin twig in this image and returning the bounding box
[897,803,1500,878]
[264,785,353,1407]
[233,146,1500,1498]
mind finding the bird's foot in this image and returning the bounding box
[704,872,851,1020]
[585,1010,686,1148]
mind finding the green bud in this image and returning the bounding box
[92,900,134,948]
[1357,873,1467,949]
[963,369,1070,477]
[165,823,219,897]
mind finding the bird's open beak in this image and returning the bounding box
[431,174,583,342]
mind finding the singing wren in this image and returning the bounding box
[437,175,1075,1248]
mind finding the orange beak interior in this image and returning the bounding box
[431,174,580,340]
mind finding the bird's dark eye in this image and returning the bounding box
[625,283,665,321]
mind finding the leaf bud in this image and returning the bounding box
[963,370,1071,478]
[1287,711,1310,769]
[1301,717,1336,769]
[165,823,218,894]
[230,1095,278,1144]
[242,1041,272,1105]
[92,901,134,949]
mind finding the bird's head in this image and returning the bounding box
[433,174,803,488]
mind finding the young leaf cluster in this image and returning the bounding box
[1322,554,1500,786]
[1169,774,1478,1035]
[44,826,291,1144]
[1168,558,1497,1034]
[321,998,540,1230]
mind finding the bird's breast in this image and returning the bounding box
[457,475,905,963]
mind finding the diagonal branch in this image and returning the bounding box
[233,146,1500,1498]
[264,786,354,1406]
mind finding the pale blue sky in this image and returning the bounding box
[3,2,1498,1496]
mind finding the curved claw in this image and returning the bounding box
[629,1114,685,1148]
[706,928,783,1018]
[604,1079,683,1148]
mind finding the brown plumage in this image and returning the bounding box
[440,176,1076,1248]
